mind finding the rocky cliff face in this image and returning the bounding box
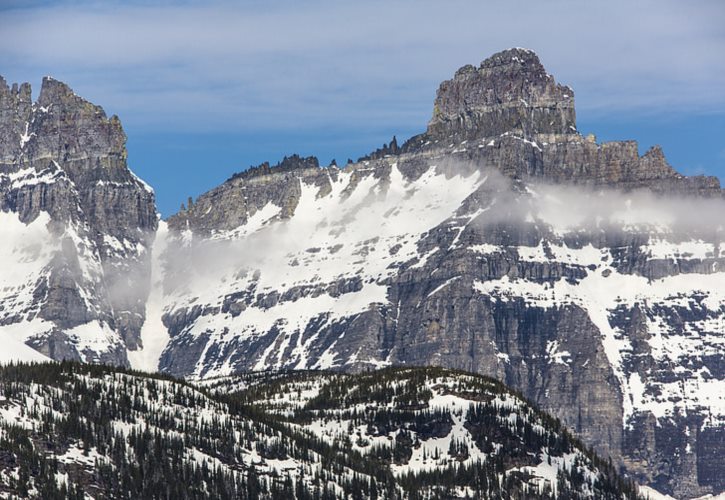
[1,48,723,499]
[155,49,725,498]
[426,48,576,141]
[0,75,157,363]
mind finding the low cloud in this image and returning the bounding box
[530,184,725,237]
[473,172,725,242]
[159,163,725,302]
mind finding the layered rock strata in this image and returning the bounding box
[0,76,157,363]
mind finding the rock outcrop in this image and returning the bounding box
[0,75,157,362]
[426,48,576,140]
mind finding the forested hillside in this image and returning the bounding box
[0,363,641,499]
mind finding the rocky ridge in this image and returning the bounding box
[0,75,156,364]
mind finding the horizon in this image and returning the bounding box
[2,0,724,216]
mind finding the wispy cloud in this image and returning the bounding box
[1,0,724,133]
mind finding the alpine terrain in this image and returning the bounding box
[0,74,156,364]
[1,48,724,498]
[0,362,641,499]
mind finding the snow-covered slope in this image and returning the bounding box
[0,210,55,363]
[150,49,725,498]
[0,363,383,499]
[148,164,485,378]
[147,154,725,497]
[127,221,171,371]
[0,337,50,364]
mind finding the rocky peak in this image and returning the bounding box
[0,74,157,359]
[30,76,127,167]
[37,76,75,107]
[0,75,155,229]
[426,48,576,141]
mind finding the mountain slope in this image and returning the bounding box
[0,362,642,499]
[0,48,723,498]
[0,76,157,365]
[149,49,725,498]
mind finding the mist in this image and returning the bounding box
[155,164,725,307]
[528,183,725,237]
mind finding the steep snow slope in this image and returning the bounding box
[0,337,50,364]
[128,221,171,371]
[0,210,56,354]
[0,209,117,364]
[151,164,485,377]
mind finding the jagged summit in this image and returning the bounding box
[226,153,319,183]
[38,76,78,105]
[426,47,576,141]
[177,48,718,198]
[214,48,576,182]
[0,73,157,361]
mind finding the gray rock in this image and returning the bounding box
[426,48,576,141]
[0,75,157,361]
[157,48,725,498]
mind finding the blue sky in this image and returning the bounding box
[1,0,724,216]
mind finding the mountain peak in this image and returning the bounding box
[38,76,90,111]
[426,47,576,141]
[481,47,540,64]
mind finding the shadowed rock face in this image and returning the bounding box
[161,49,724,498]
[0,75,157,362]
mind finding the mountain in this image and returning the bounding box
[0,48,724,498]
[0,362,642,499]
[151,49,725,498]
[0,75,157,364]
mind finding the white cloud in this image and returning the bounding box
[1,0,723,132]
